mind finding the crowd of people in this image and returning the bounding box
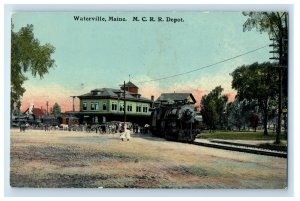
[16,120,150,142]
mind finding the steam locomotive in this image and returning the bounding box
[150,99,202,142]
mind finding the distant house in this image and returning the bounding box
[21,106,46,125]
[74,82,153,125]
[156,93,196,104]
[23,106,45,119]
[31,108,45,118]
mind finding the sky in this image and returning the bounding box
[12,11,271,112]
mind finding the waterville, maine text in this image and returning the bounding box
[73,16,184,23]
[73,16,126,22]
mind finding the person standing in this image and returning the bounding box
[120,123,131,141]
[125,124,131,141]
[120,123,125,141]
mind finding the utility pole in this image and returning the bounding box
[269,25,288,144]
[276,36,283,144]
[123,81,126,125]
[269,37,282,144]
[46,101,49,116]
[70,96,76,112]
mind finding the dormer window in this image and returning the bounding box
[91,90,103,95]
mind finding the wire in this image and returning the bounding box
[137,45,269,84]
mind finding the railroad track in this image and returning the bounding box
[192,139,287,158]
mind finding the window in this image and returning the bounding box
[120,104,124,111]
[91,103,95,110]
[83,102,87,110]
[91,102,99,111]
[103,103,107,111]
[112,103,118,111]
[136,105,141,112]
[127,105,132,112]
[95,103,99,110]
[143,106,148,113]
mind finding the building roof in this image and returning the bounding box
[32,108,45,117]
[23,106,45,117]
[157,93,196,104]
[77,88,151,103]
[122,81,139,89]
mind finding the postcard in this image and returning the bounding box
[10,11,288,189]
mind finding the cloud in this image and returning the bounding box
[135,74,236,104]
[133,76,162,100]
[21,83,85,112]
[21,73,237,113]
[165,73,235,91]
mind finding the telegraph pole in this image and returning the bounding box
[276,36,283,144]
[46,101,49,116]
[70,96,76,112]
[269,28,288,144]
[123,81,126,125]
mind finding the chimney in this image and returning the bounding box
[151,95,154,107]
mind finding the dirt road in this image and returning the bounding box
[10,129,287,188]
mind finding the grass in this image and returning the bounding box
[197,130,287,151]
[198,130,286,141]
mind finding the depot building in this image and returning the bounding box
[70,82,153,125]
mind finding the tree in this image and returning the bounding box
[200,86,228,132]
[227,101,243,131]
[11,100,22,116]
[243,12,288,39]
[242,12,288,143]
[11,24,56,118]
[51,103,61,116]
[227,98,250,131]
[249,113,259,132]
[231,62,278,135]
[227,98,259,131]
